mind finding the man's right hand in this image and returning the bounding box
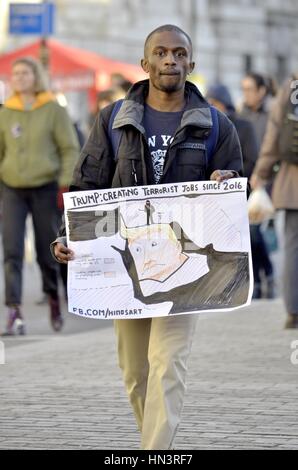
[54,242,74,264]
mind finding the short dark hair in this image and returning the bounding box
[245,72,277,97]
[245,72,266,90]
[144,24,193,58]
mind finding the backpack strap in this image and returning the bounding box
[205,105,219,162]
[108,99,124,161]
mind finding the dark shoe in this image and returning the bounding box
[1,306,26,336]
[48,296,63,332]
[284,314,298,329]
[252,283,261,299]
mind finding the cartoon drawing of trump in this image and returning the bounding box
[113,202,250,313]
[67,199,250,314]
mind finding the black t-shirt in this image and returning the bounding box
[143,104,183,183]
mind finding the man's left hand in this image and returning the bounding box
[210,170,238,182]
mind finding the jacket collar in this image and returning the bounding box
[112,79,213,133]
[4,91,56,111]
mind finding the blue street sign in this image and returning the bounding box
[9,3,55,35]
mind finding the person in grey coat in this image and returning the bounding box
[251,75,298,329]
[239,73,276,299]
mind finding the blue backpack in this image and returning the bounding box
[108,99,219,162]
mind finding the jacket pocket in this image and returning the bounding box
[74,152,111,189]
[176,148,207,181]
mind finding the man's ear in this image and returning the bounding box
[189,61,195,74]
[141,58,149,73]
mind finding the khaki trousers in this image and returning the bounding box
[114,314,198,450]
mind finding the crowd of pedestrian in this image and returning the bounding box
[0,23,297,453]
[1,37,297,339]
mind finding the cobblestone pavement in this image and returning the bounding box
[1,298,297,450]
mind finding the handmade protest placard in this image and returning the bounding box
[64,178,252,319]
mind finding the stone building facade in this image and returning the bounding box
[1,0,298,105]
[56,0,298,95]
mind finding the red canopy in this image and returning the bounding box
[0,38,146,92]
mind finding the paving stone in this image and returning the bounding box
[1,298,298,449]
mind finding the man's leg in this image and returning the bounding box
[141,313,198,450]
[114,318,151,432]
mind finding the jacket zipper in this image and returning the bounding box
[131,160,138,185]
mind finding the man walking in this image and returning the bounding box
[52,25,244,449]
